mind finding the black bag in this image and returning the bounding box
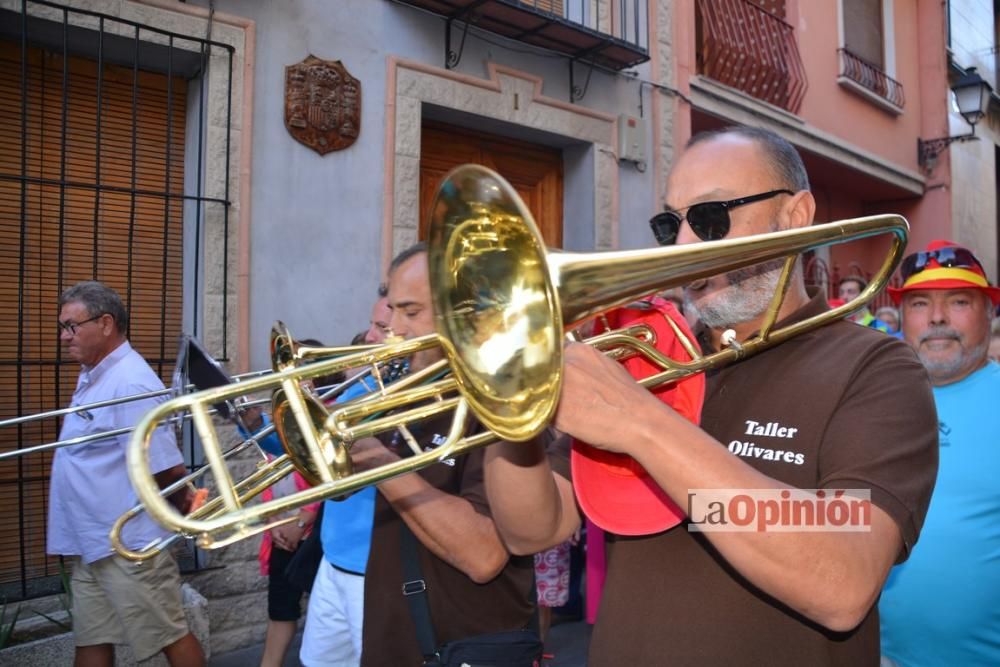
[432,629,544,667]
[401,524,543,667]
[283,503,324,593]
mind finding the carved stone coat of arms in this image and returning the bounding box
[285,55,361,155]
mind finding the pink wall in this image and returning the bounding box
[670,0,954,276]
[793,0,944,173]
[673,0,949,174]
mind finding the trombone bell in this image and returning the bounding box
[272,387,352,486]
[430,171,563,442]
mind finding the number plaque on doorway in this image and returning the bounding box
[285,55,361,155]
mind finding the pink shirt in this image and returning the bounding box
[257,463,320,575]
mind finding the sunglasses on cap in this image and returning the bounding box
[648,189,794,246]
[900,247,985,282]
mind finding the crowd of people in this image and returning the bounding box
[44,126,1000,666]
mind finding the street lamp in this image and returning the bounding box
[917,67,993,171]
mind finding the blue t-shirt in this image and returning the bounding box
[879,362,1000,666]
[238,411,285,458]
[320,375,378,574]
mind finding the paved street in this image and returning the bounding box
[209,620,592,666]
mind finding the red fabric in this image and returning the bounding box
[257,465,320,575]
[571,299,706,535]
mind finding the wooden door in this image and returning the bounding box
[419,122,563,248]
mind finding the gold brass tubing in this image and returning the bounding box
[191,401,242,512]
[110,431,275,560]
[661,312,702,362]
[334,396,464,444]
[326,377,459,435]
[758,255,798,343]
[190,400,470,550]
[589,324,656,362]
[127,333,442,538]
[280,377,334,485]
[112,453,298,561]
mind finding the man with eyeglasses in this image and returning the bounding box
[878,240,1000,667]
[484,126,938,665]
[47,281,204,667]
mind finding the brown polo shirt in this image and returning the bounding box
[571,292,938,666]
[360,415,535,666]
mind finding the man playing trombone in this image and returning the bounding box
[483,127,940,665]
[47,281,204,667]
[348,243,538,666]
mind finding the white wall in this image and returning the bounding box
[198,0,662,369]
[949,0,999,280]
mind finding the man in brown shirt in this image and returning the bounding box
[484,126,938,665]
[351,243,535,665]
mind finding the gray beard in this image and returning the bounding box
[683,258,786,329]
[916,326,990,380]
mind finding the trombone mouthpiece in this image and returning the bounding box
[721,329,742,351]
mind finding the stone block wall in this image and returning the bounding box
[1,584,209,666]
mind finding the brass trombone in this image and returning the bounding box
[122,164,908,552]
[0,373,271,463]
[0,328,369,463]
[109,324,394,561]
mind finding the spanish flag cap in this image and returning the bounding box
[888,240,1000,306]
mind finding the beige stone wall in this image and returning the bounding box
[654,0,675,203]
[950,111,999,282]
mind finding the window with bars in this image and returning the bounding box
[0,1,234,601]
[843,0,885,70]
[838,0,904,109]
[0,39,188,597]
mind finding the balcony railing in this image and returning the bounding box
[838,48,905,110]
[391,0,649,71]
[697,0,807,113]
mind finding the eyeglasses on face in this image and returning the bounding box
[900,247,984,282]
[648,189,795,246]
[57,314,104,335]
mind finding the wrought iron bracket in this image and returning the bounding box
[569,58,595,103]
[568,39,608,103]
[444,0,489,69]
[444,17,471,69]
[918,132,978,170]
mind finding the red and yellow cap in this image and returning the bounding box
[888,240,1000,306]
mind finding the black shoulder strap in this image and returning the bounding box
[400,522,439,662]
[400,522,542,653]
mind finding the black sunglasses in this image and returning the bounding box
[649,189,794,246]
[900,247,984,282]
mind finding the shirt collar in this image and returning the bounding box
[80,340,132,385]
